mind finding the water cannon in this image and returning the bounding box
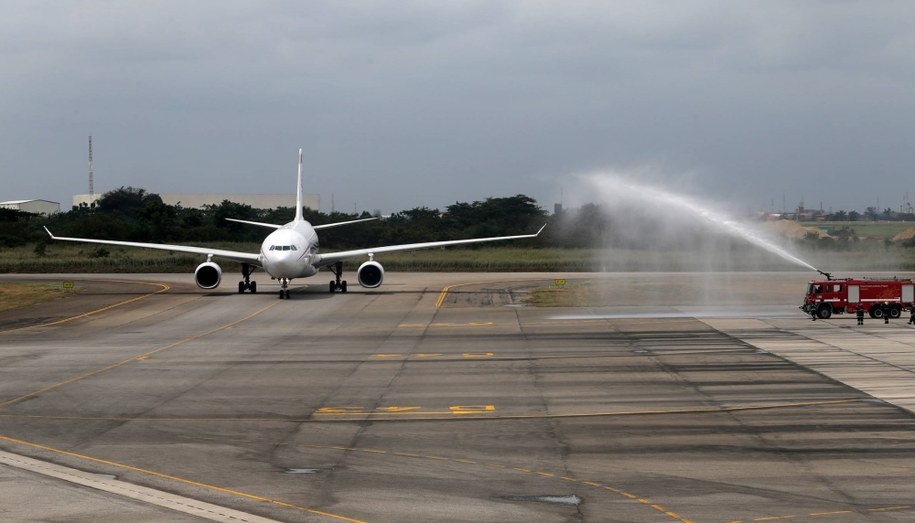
[816,269,833,281]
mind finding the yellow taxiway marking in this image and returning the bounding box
[0,434,365,523]
[371,352,495,360]
[399,321,495,328]
[0,279,171,333]
[435,283,461,308]
[315,405,496,416]
[0,300,280,409]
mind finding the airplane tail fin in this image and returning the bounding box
[295,148,305,224]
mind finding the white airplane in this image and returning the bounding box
[45,149,545,299]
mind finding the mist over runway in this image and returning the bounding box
[2,272,915,522]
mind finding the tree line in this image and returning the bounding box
[6,186,909,253]
[1,187,558,249]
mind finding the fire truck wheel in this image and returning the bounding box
[889,306,902,319]
[871,307,884,319]
[816,304,832,319]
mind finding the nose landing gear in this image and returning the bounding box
[278,278,291,299]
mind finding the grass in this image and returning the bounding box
[812,221,915,239]
[0,282,79,312]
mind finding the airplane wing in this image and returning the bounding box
[313,225,546,267]
[43,227,262,266]
[224,218,282,229]
[313,217,378,230]
[225,216,377,230]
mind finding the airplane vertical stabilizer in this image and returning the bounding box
[295,148,304,224]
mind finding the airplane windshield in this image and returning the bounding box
[269,245,298,251]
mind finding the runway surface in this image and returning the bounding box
[2,271,915,522]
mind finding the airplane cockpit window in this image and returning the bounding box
[269,245,299,251]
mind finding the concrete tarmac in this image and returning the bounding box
[2,272,915,522]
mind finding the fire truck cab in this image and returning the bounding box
[801,277,915,319]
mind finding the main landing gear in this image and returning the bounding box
[238,263,257,294]
[328,261,347,293]
[279,278,291,299]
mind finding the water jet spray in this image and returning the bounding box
[579,172,822,273]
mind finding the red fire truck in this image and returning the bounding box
[801,276,915,319]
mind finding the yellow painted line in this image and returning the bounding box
[0,433,364,522]
[512,467,531,473]
[372,353,402,358]
[435,283,462,308]
[560,476,577,482]
[453,459,477,465]
[0,300,280,409]
[753,516,796,522]
[535,471,554,477]
[416,353,443,358]
[400,322,495,329]
[868,505,912,512]
[809,510,851,516]
[379,406,421,413]
[462,352,494,358]
[0,279,171,333]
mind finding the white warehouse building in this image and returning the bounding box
[0,199,61,215]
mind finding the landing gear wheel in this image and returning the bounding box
[279,278,291,299]
[239,263,256,294]
[329,261,346,293]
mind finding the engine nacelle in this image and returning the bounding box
[195,261,222,289]
[357,260,384,288]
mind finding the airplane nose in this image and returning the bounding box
[265,255,296,278]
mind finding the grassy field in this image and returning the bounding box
[811,221,915,239]
[0,282,78,312]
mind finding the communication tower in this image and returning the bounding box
[88,136,94,198]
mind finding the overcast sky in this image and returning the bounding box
[3,1,915,215]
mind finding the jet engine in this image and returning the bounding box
[357,260,384,288]
[195,261,222,289]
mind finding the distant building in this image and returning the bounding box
[72,193,320,211]
[0,199,61,215]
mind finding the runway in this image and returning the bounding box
[2,271,915,522]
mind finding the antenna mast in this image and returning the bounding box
[88,136,94,198]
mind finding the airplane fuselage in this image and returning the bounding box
[259,222,319,280]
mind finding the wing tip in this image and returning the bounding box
[43,226,55,239]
